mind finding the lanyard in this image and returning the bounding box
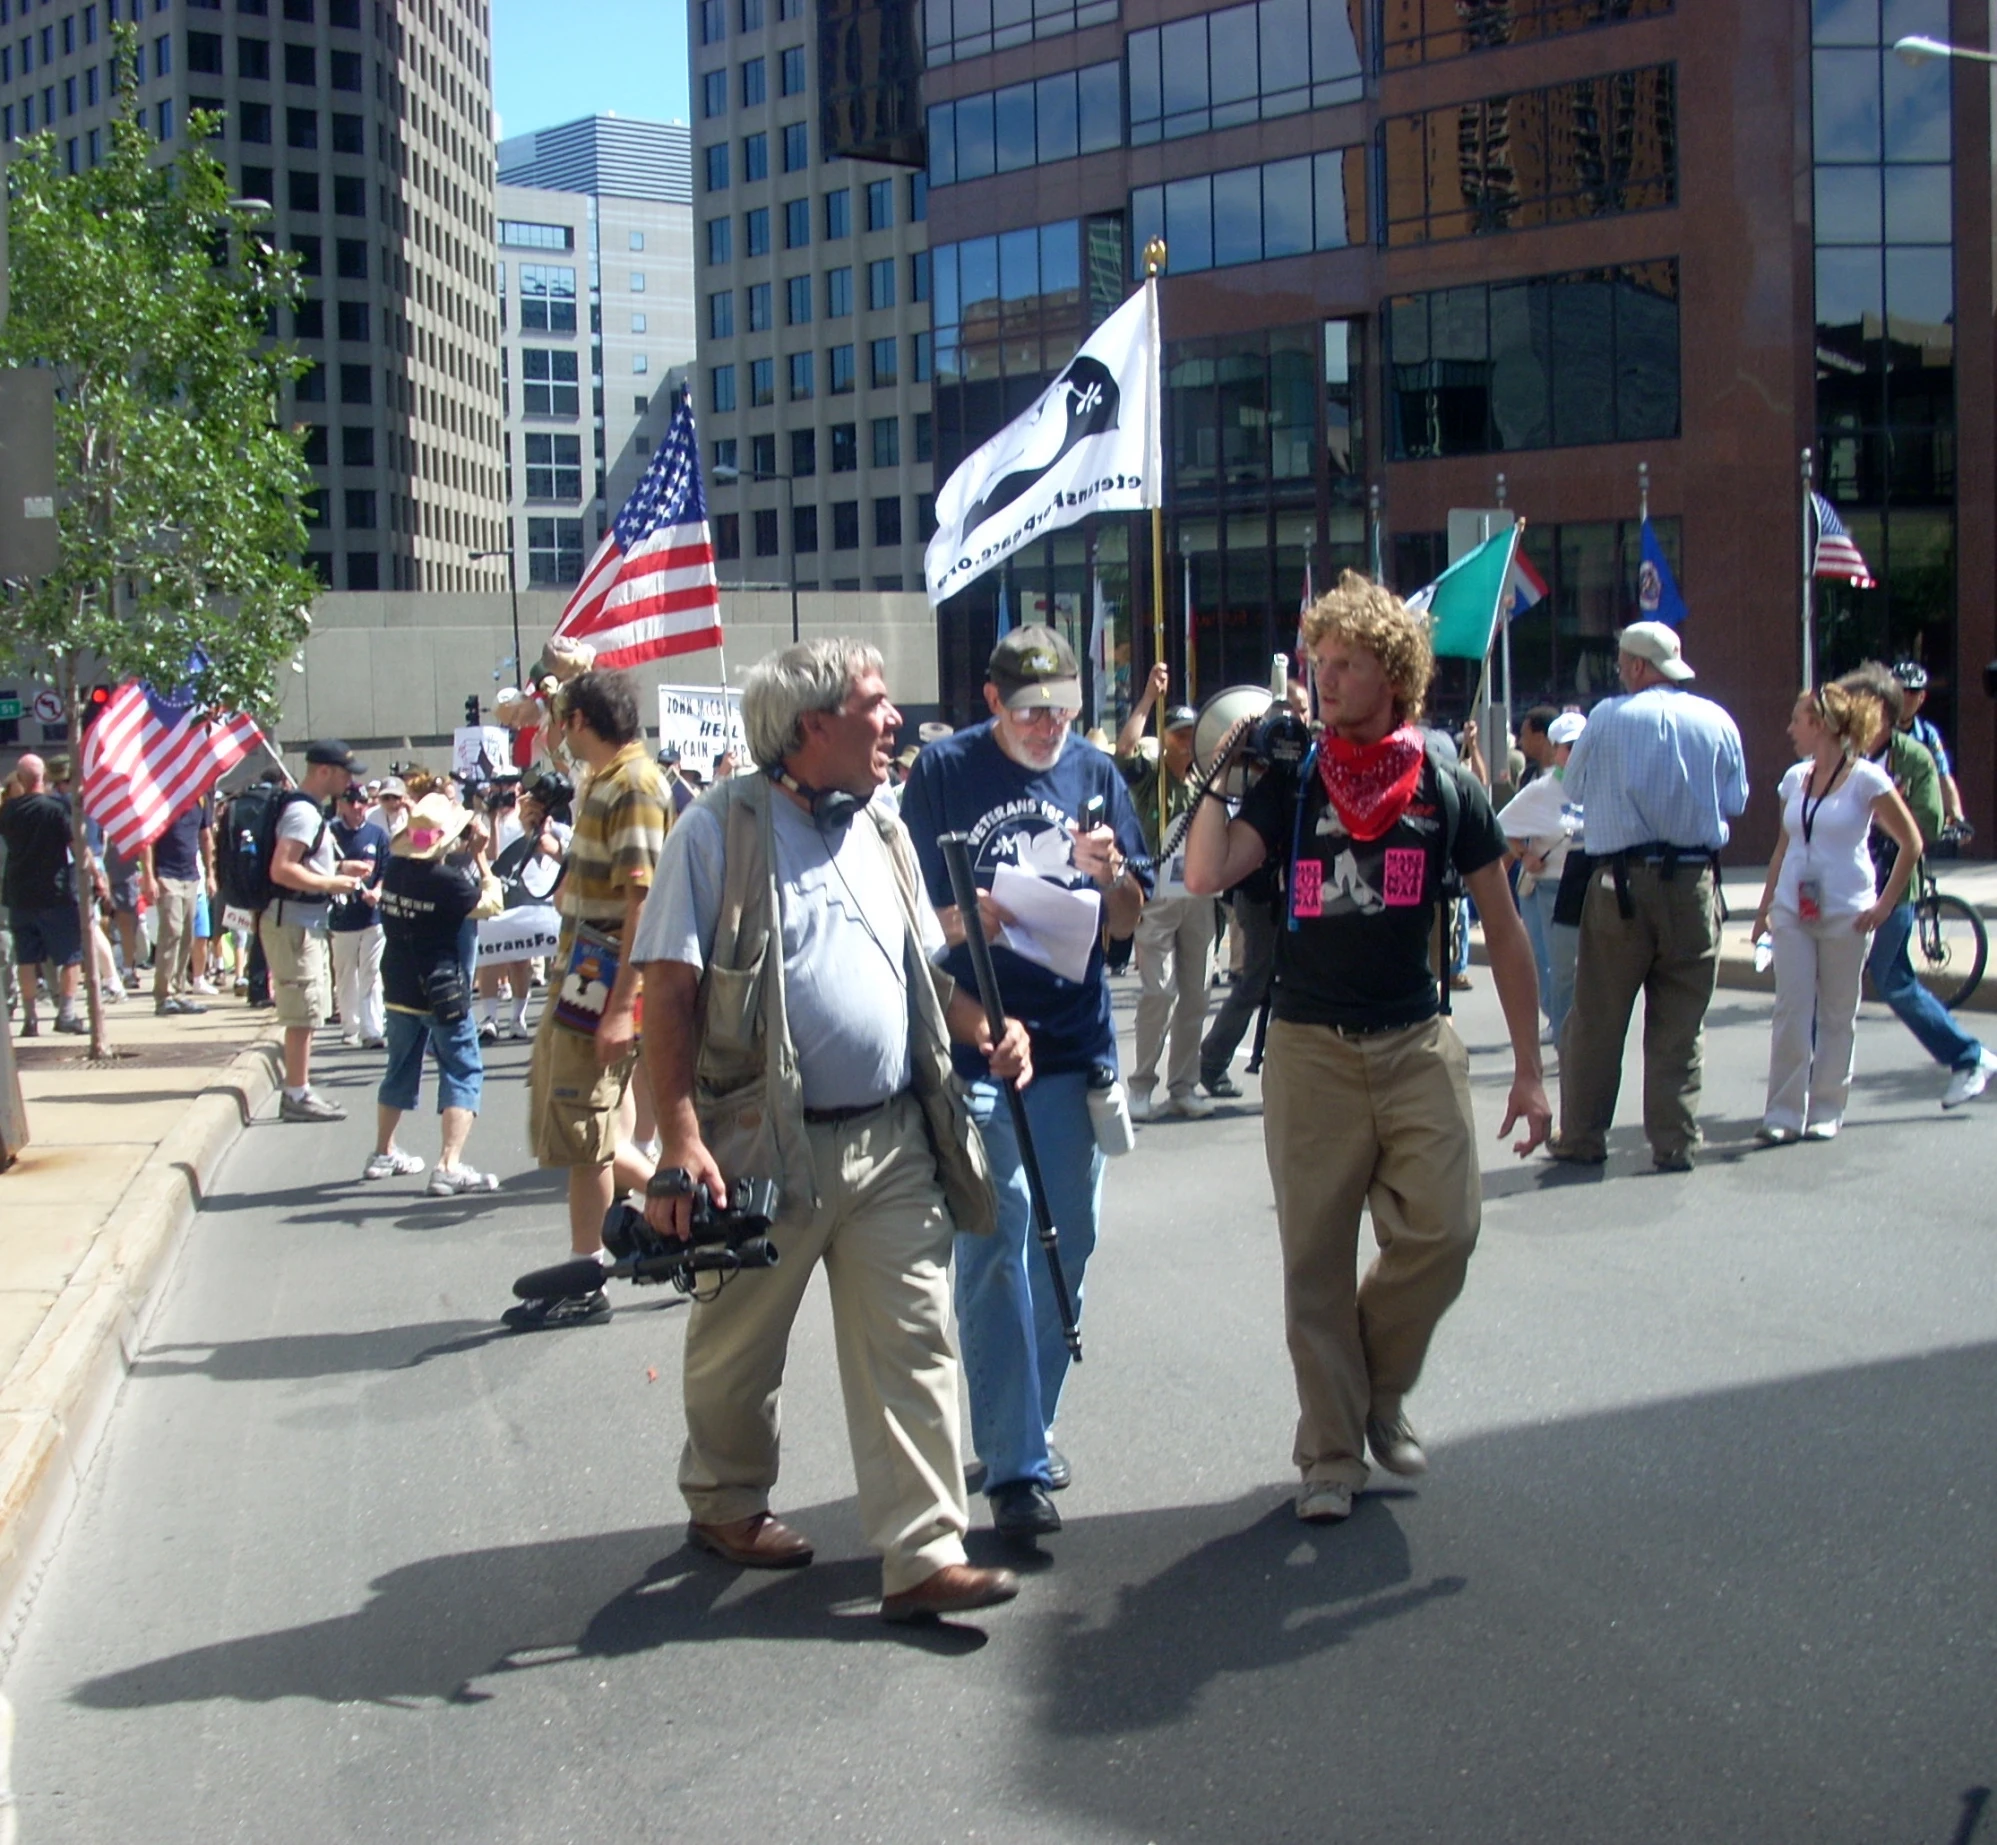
[1800,758,1848,848]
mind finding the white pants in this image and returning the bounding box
[330,924,385,1043]
[1133,893,1215,1098]
[1764,909,1870,1132]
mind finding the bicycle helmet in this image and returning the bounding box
[1893,660,1929,691]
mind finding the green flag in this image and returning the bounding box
[1405,523,1521,661]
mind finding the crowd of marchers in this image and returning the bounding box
[1,579,1986,1625]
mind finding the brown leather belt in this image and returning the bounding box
[802,1090,909,1126]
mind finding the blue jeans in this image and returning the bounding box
[1867,899,1983,1072]
[378,1004,485,1115]
[1519,880,1556,1012]
[957,1071,1102,1492]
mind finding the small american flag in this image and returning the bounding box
[552,393,723,671]
[80,666,265,858]
[1810,492,1877,589]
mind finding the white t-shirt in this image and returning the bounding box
[1774,755,1892,918]
[1495,771,1578,883]
[273,795,336,920]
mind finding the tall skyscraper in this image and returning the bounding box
[689,0,933,594]
[493,116,696,591]
[914,0,1995,813]
[0,0,506,595]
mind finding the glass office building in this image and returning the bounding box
[911,0,1996,829]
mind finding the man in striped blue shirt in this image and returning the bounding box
[1552,622,1747,1172]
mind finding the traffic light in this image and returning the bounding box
[464,695,481,727]
[81,684,111,729]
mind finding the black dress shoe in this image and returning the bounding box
[1045,1443,1071,1491]
[989,1480,1062,1538]
[1201,1071,1243,1099]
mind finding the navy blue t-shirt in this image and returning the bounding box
[327,818,391,933]
[900,722,1153,1078]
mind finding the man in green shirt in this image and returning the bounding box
[1118,663,1214,1120]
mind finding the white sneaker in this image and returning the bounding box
[1127,1086,1158,1123]
[1296,1481,1353,1524]
[427,1164,499,1196]
[363,1148,426,1180]
[1168,1090,1215,1119]
[1941,1048,1997,1110]
[188,978,220,997]
[1802,1120,1840,1141]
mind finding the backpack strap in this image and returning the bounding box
[1423,740,1466,1015]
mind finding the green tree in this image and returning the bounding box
[0,31,318,1054]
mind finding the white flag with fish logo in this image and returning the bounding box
[924,280,1162,605]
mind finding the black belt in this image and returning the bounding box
[803,1089,909,1126]
[1605,843,1719,918]
[1328,1018,1426,1041]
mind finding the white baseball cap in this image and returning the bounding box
[1547,711,1587,747]
[1618,620,1694,682]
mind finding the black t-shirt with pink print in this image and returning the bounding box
[1238,756,1506,1031]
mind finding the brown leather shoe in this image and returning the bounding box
[879,1563,1020,1624]
[688,1512,814,1569]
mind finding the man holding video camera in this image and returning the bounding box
[1186,573,1551,1525]
[632,638,1032,1624]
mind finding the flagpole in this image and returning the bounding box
[1182,551,1195,704]
[1143,236,1168,861]
[1638,460,1650,524]
[1368,482,1383,582]
[1494,474,1511,749]
[1800,446,1816,689]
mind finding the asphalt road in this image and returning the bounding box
[7,971,1996,1844]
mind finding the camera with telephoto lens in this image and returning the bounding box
[509,1177,782,1306]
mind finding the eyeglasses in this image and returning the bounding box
[379,794,405,805]
[1011,707,1077,730]
[339,790,367,803]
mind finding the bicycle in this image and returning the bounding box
[1910,825,1987,1010]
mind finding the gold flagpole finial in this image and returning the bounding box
[1142,237,1168,278]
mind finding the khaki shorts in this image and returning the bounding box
[259,913,330,1029]
[527,997,639,1168]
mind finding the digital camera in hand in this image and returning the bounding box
[509,1178,782,1304]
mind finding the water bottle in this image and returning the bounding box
[1085,1064,1136,1156]
[1752,937,1774,974]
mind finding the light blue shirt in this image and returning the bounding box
[1563,686,1748,855]
[630,792,943,1112]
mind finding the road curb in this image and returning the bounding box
[0,1032,282,1651]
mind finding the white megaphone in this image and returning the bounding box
[1193,656,1308,799]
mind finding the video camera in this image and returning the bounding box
[508,1177,782,1306]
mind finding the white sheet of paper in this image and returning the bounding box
[991,864,1103,985]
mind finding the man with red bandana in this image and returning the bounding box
[1186,571,1551,1526]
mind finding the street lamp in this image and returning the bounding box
[712,462,800,643]
[1893,33,1997,64]
[469,538,524,691]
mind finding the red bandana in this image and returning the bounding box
[1316,725,1426,842]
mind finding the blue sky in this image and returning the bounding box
[492,0,691,142]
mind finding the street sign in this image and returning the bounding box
[30,689,62,724]
[0,694,19,720]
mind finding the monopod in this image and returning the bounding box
[937,831,1083,1362]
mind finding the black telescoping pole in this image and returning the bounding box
[937,831,1082,1361]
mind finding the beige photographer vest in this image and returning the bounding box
[692,773,997,1239]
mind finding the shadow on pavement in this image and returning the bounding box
[131,1320,515,1381]
[67,1345,1997,1841]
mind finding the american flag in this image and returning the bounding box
[551,393,723,671]
[1810,492,1877,588]
[80,667,265,858]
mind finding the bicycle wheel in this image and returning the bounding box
[1913,892,1988,1010]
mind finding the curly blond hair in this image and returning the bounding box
[1809,681,1883,757]
[1301,571,1434,725]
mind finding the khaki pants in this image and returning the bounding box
[1262,1016,1480,1491]
[679,1093,970,1594]
[259,911,330,1029]
[1559,861,1721,1163]
[152,878,200,1000]
[1133,893,1214,1098]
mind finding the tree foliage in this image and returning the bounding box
[0,27,319,720]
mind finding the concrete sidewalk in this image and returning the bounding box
[0,998,282,1637]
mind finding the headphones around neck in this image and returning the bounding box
[769,766,865,834]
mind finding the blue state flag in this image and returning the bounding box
[1638,517,1687,627]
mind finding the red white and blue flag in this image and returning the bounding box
[1506,550,1548,623]
[1810,492,1877,589]
[552,393,723,671]
[80,664,264,857]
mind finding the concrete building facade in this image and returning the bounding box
[688,0,934,595]
[0,0,507,597]
[494,116,697,594]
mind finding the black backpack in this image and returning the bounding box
[216,785,325,914]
